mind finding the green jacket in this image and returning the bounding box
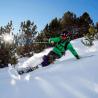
[49,37,79,57]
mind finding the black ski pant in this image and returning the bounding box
[41,51,60,67]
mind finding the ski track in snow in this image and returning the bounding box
[0,38,98,98]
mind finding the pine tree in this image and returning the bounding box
[17,20,37,57]
[0,21,17,67]
[61,11,76,30]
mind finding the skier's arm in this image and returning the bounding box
[49,37,61,44]
[67,43,80,59]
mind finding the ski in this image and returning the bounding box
[17,66,39,75]
[8,64,39,79]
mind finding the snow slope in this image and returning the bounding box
[0,38,98,98]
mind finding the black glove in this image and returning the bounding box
[75,55,80,59]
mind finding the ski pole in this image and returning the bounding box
[32,42,49,44]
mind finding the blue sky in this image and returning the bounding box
[0,0,98,32]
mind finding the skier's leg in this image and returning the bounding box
[41,55,50,67]
[41,51,60,67]
[17,51,60,75]
[16,55,50,75]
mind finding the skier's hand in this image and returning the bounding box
[50,41,55,45]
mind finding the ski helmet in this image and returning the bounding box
[61,30,68,36]
[60,30,68,39]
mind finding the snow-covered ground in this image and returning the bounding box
[0,38,98,98]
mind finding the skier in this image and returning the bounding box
[41,30,80,67]
[17,30,80,75]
